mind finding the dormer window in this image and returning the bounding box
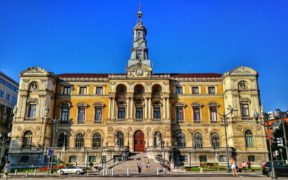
[208,86,215,94]
[192,86,199,94]
[96,87,103,95]
[175,86,183,95]
[79,87,87,95]
[63,86,71,95]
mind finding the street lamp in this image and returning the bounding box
[254,111,277,179]
[0,132,11,166]
[218,105,234,173]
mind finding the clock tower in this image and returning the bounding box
[127,6,152,77]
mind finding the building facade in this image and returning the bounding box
[9,9,268,168]
[0,72,18,165]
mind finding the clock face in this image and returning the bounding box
[136,69,143,76]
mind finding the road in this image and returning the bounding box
[9,177,284,180]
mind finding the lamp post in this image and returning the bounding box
[0,132,11,166]
[218,105,234,173]
[273,109,288,162]
[254,111,277,179]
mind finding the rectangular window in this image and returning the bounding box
[176,107,184,121]
[208,86,215,94]
[101,155,107,163]
[192,87,199,94]
[210,106,217,122]
[199,155,207,162]
[118,107,125,120]
[77,107,85,123]
[153,107,161,120]
[79,87,87,95]
[248,155,255,162]
[5,93,10,101]
[193,106,201,122]
[94,107,102,123]
[61,107,69,123]
[0,90,4,97]
[69,156,76,163]
[11,96,17,104]
[175,87,183,94]
[136,107,143,120]
[27,104,37,119]
[241,104,250,118]
[88,156,96,162]
[219,155,227,162]
[96,87,103,95]
[63,86,71,95]
[180,155,188,162]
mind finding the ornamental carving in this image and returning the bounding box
[108,127,113,132]
[36,126,41,131]
[87,129,91,133]
[237,125,242,131]
[17,126,22,132]
[256,125,261,131]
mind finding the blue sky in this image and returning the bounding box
[0,0,287,111]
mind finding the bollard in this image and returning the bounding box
[25,171,28,178]
[14,169,17,176]
[102,169,105,176]
[33,169,36,176]
[112,168,114,176]
[127,168,129,176]
[157,167,159,175]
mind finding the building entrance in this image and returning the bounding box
[134,130,144,152]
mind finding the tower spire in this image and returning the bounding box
[137,0,143,23]
[127,1,152,75]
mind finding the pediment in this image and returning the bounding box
[226,66,257,76]
[20,67,53,76]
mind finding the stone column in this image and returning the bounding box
[166,97,170,119]
[130,98,134,119]
[144,98,148,119]
[125,98,129,119]
[111,98,115,120]
[147,98,151,119]
[108,97,111,119]
[163,98,167,119]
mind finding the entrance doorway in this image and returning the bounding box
[134,130,145,152]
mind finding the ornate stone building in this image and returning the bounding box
[9,9,268,167]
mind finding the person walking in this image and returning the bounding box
[137,162,142,174]
[146,162,150,168]
[2,160,10,180]
[231,160,239,177]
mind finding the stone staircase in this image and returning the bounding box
[111,152,165,175]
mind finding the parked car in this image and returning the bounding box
[263,161,288,177]
[58,166,87,175]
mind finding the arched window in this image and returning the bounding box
[153,131,162,147]
[58,132,67,147]
[75,133,84,148]
[176,132,185,148]
[193,133,202,149]
[211,132,219,149]
[115,131,124,147]
[92,133,102,148]
[245,130,254,148]
[23,131,32,148]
